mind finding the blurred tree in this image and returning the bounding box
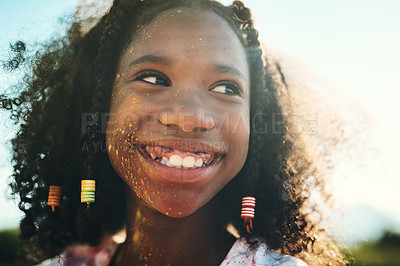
[344,231,400,265]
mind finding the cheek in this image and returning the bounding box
[106,94,172,211]
[106,91,148,151]
[223,109,250,174]
[106,94,147,193]
[222,108,250,147]
[106,127,153,204]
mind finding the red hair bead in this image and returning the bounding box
[241,196,256,234]
[47,185,62,212]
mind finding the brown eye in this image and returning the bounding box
[142,76,169,86]
[210,82,241,96]
[135,71,171,86]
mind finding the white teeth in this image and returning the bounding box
[195,158,203,167]
[170,155,183,168]
[182,156,195,168]
[149,153,210,169]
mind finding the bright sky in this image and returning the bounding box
[1,0,399,244]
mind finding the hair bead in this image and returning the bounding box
[241,196,256,234]
[47,185,62,212]
[81,180,96,205]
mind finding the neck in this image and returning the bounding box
[113,190,235,266]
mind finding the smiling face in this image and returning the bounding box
[106,7,250,218]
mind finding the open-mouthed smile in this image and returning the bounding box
[133,142,225,184]
[139,145,223,170]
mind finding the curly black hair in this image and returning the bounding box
[7,0,343,264]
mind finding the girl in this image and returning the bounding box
[8,0,343,265]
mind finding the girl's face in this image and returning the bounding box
[106,7,250,218]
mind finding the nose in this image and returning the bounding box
[158,104,215,133]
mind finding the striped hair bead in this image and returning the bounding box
[81,180,96,205]
[47,185,62,212]
[241,196,256,234]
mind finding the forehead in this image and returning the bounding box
[119,7,248,75]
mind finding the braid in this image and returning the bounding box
[77,1,140,244]
[87,0,140,167]
[229,1,267,238]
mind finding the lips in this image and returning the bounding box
[145,145,215,163]
[145,144,222,168]
[138,144,223,168]
[132,141,225,184]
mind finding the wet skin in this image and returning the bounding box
[106,7,250,266]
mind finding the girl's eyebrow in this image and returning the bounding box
[128,54,173,68]
[212,65,247,82]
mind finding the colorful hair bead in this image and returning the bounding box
[241,196,256,234]
[47,185,62,212]
[81,180,96,205]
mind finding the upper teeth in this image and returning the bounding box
[157,154,205,169]
[144,145,214,169]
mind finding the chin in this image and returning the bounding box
[152,194,210,218]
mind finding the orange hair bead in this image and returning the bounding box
[47,185,62,212]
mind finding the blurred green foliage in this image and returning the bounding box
[0,228,25,266]
[343,231,400,266]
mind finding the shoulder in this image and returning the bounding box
[36,257,63,266]
[36,237,119,266]
[220,238,307,266]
